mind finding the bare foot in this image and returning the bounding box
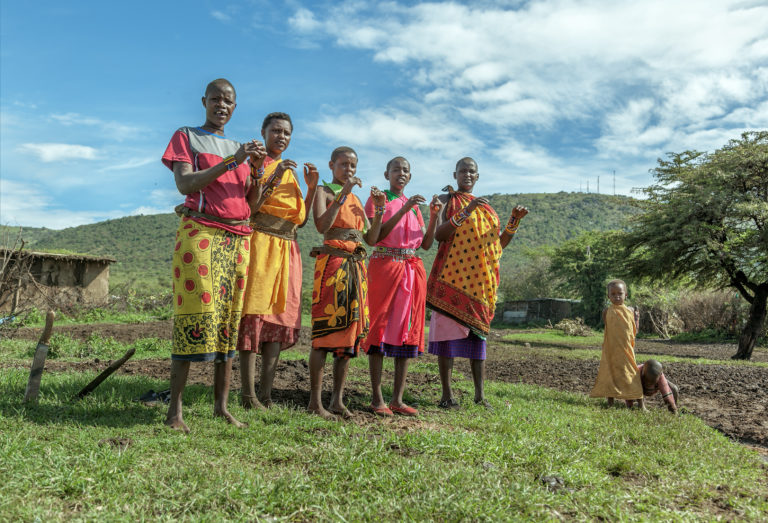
[329,406,353,419]
[164,416,190,434]
[240,395,266,411]
[307,406,338,420]
[257,396,273,408]
[214,409,248,428]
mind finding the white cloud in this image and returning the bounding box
[296,0,768,177]
[18,143,99,162]
[289,8,320,32]
[0,179,121,229]
[50,113,141,141]
[103,156,156,172]
[211,10,231,22]
[310,107,480,152]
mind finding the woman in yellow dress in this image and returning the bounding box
[237,112,318,409]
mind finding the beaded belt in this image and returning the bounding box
[371,246,417,261]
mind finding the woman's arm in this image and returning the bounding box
[500,205,529,249]
[363,188,387,245]
[300,163,320,228]
[420,195,444,250]
[314,176,362,233]
[377,194,426,243]
[174,141,261,195]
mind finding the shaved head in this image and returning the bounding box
[645,359,663,378]
[455,157,477,171]
[205,78,236,98]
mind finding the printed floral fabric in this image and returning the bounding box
[171,218,249,361]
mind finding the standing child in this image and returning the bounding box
[162,78,265,432]
[426,157,528,409]
[590,279,643,406]
[308,146,386,419]
[363,157,443,416]
[237,112,319,410]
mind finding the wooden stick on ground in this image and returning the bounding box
[23,310,55,403]
[76,348,136,399]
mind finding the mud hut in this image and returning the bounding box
[0,249,115,312]
[500,298,580,325]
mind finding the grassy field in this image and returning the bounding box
[1,360,767,520]
[2,314,767,520]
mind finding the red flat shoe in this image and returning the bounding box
[370,405,393,417]
[389,404,418,416]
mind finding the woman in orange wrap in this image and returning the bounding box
[237,112,318,409]
[307,146,386,419]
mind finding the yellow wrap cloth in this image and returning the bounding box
[241,159,305,317]
[590,304,643,399]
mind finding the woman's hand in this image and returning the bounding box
[405,194,426,210]
[370,186,387,207]
[341,176,363,195]
[303,162,319,189]
[237,139,264,165]
[429,195,444,217]
[265,159,297,190]
[509,205,529,221]
[465,196,490,213]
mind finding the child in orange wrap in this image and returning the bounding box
[307,146,386,419]
[590,279,643,407]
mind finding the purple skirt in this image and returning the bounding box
[428,333,486,360]
[367,343,420,359]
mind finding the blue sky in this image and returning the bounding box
[1,0,767,229]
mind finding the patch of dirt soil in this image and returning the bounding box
[8,322,768,447]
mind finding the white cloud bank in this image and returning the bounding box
[290,0,768,193]
[18,143,99,162]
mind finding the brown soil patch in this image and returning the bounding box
[8,321,768,446]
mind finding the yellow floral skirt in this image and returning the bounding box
[171,218,249,362]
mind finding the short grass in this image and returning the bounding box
[503,330,605,347]
[0,335,171,362]
[502,331,768,367]
[1,369,766,520]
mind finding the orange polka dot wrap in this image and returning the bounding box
[171,218,249,361]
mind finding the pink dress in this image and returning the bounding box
[362,194,426,358]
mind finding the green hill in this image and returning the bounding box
[12,192,637,294]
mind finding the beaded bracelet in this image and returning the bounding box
[334,192,347,205]
[374,205,386,216]
[250,165,265,180]
[222,155,238,171]
[450,210,469,228]
[504,216,519,235]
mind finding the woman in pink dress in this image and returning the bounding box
[363,157,442,416]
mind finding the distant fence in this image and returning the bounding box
[499,298,580,325]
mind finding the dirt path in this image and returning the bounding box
[8,321,768,447]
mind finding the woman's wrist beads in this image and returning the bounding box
[449,209,470,228]
[222,155,238,171]
[505,216,519,235]
[250,164,265,180]
[374,204,386,216]
[334,191,347,206]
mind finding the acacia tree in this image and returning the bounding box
[625,132,768,359]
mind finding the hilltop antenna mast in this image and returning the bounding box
[597,176,600,194]
[613,170,616,196]
[587,180,590,193]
